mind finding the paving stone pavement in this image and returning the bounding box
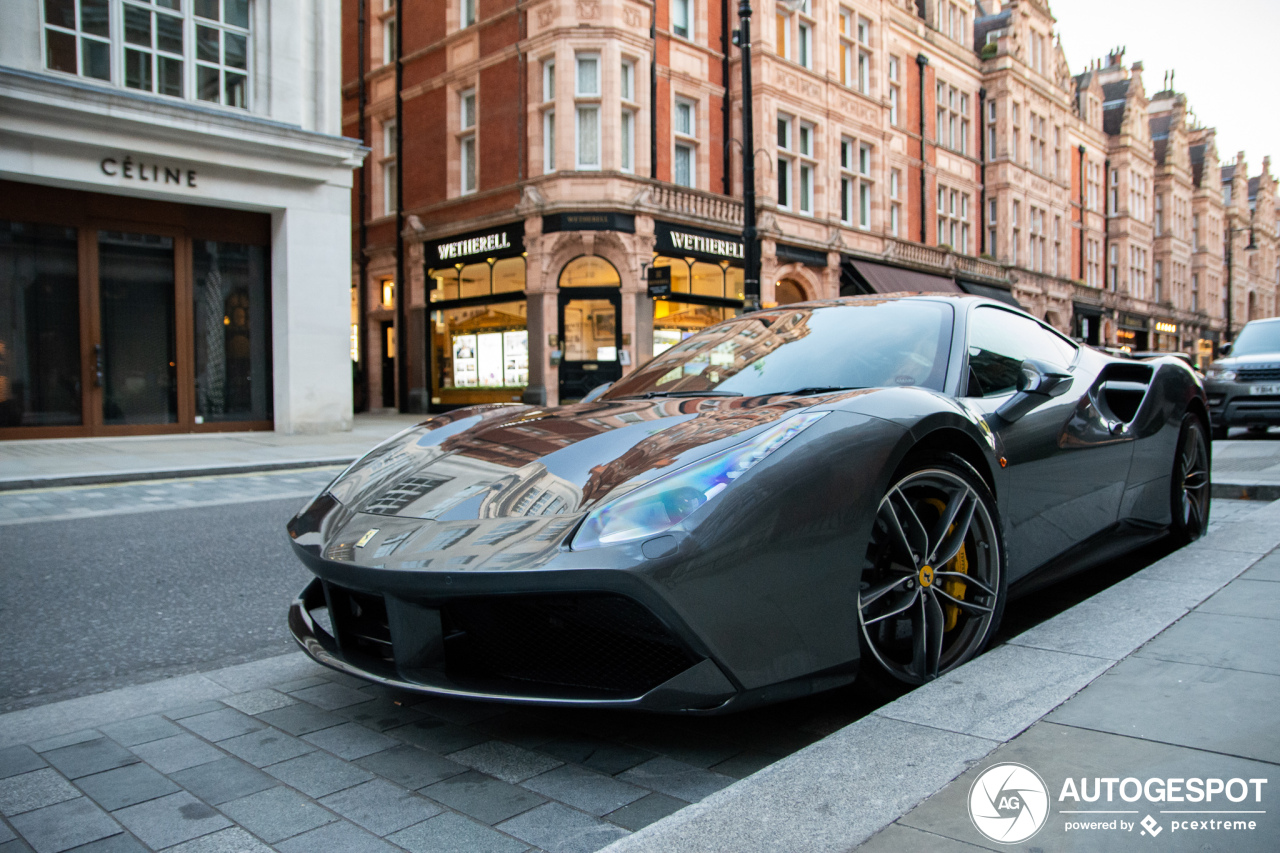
[0,468,341,525]
[0,646,866,852]
[0,497,1261,852]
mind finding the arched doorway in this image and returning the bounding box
[558,255,622,401]
[775,279,806,305]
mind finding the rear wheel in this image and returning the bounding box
[1170,414,1211,545]
[857,453,1006,693]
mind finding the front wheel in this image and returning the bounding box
[1170,413,1211,545]
[857,453,1007,692]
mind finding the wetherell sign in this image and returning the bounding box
[434,232,511,261]
[668,231,744,259]
[655,221,744,263]
[425,222,525,266]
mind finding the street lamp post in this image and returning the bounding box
[1225,225,1255,343]
[736,1,805,312]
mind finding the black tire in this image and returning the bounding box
[1248,425,1270,434]
[1211,423,1228,442]
[1170,414,1211,545]
[856,452,1007,696]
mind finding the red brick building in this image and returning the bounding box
[345,0,1273,413]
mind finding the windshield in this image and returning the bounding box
[1229,321,1280,357]
[605,299,954,399]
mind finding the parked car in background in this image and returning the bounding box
[1205,317,1280,439]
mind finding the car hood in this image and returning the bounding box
[1212,353,1280,371]
[322,394,870,521]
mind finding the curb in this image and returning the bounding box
[600,500,1280,853]
[0,457,355,492]
[1210,481,1280,501]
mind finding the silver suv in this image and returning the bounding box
[1205,317,1280,438]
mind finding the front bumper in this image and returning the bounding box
[289,575,741,713]
[1206,380,1280,429]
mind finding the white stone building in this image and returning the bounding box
[0,0,365,437]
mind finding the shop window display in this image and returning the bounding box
[650,255,742,354]
[428,253,528,406]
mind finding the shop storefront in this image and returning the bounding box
[2,35,363,437]
[650,221,744,355]
[1,181,272,438]
[1152,319,1179,353]
[425,223,528,408]
[1073,303,1105,346]
[1116,313,1150,352]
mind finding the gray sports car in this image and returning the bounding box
[287,295,1210,712]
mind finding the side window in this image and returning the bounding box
[966,308,1076,397]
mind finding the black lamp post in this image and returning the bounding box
[1225,225,1255,343]
[734,1,760,312]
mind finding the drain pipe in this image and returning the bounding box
[394,0,407,412]
[917,53,929,245]
[356,0,370,411]
[1078,145,1086,282]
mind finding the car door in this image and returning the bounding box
[961,306,1134,580]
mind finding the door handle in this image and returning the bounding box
[94,344,104,388]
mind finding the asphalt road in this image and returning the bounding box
[0,495,313,713]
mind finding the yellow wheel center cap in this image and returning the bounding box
[919,565,935,587]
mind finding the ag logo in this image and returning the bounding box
[968,762,1050,844]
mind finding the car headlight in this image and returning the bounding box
[572,412,830,549]
[1207,368,1237,381]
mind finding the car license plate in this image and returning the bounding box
[1248,384,1280,395]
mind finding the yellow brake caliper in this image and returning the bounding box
[925,498,970,631]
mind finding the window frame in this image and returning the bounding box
[42,0,254,109]
[459,88,478,194]
[777,113,794,210]
[574,54,602,171]
[381,117,398,217]
[671,0,692,40]
[673,96,698,188]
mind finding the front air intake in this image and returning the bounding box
[440,593,699,698]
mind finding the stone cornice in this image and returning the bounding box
[0,66,367,171]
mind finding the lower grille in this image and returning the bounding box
[441,594,699,698]
[326,584,395,673]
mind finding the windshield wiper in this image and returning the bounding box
[779,386,865,396]
[618,389,744,399]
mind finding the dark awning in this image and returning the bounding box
[959,280,1023,309]
[1072,302,1105,318]
[845,259,964,295]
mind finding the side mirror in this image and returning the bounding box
[994,359,1073,423]
[1219,342,1233,357]
[580,381,613,403]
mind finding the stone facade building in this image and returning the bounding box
[1,0,365,438]
[348,0,1274,413]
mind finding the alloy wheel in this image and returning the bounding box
[858,466,1002,685]
[1178,420,1211,539]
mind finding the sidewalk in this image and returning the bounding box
[0,413,425,491]
[0,500,1274,852]
[1209,430,1280,499]
[603,499,1280,853]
